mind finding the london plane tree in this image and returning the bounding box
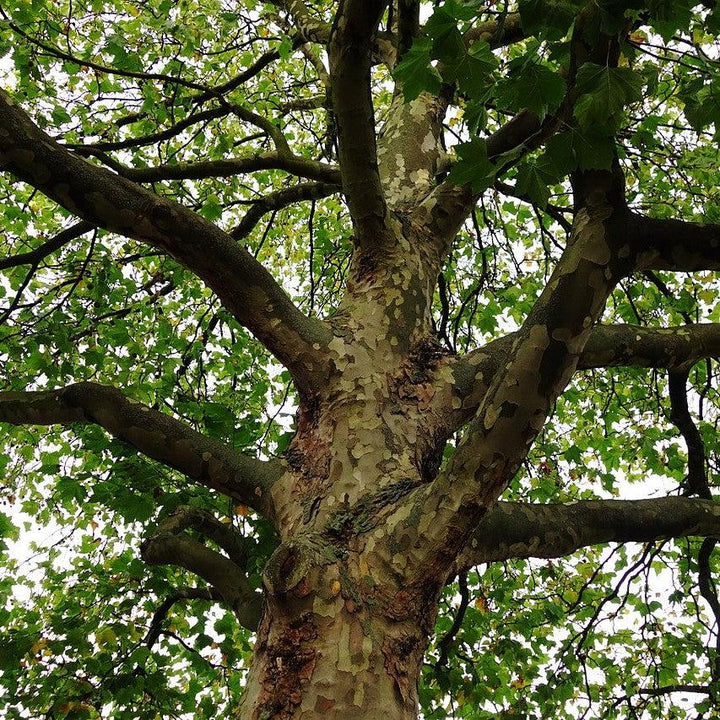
[3,0,720,717]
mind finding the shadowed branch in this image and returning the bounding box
[453,497,720,572]
[141,508,262,631]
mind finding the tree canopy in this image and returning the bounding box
[2,0,720,718]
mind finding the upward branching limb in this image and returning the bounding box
[0,382,282,521]
[412,111,550,254]
[409,175,630,571]
[403,16,632,575]
[447,323,720,431]
[0,89,333,393]
[329,0,394,252]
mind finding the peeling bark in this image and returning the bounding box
[3,3,720,718]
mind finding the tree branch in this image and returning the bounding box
[230,181,340,241]
[66,106,234,153]
[152,506,257,567]
[0,220,94,270]
[67,100,291,155]
[329,0,392,251]
[406,150,632,576]
[413,110,548,249]
[631,213,720,272]
[668,368,710,497]
[453,497,720,572]
[464,13,525,49]
[144,587,221,649]
[141,510,262,631]
[0,89,333,393]
[82,149,341,186]
[580,324,720,372]
[4,17,211,93]
[270,0,331,45]
[0,382,282,520]
[447,323,720,436]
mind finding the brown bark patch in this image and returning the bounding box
[255,614,318,719]
[315,696,335,712]
[381,633,423,707]
[284,427,332,516]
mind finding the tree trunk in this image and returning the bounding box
[234,287,449,718]
[236,560,438,719]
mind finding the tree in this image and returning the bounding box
[2,0,720,716]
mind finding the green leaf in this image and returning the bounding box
[518,0,585,38]
[573,63,644,133]
[446,138,497,192]
[515,161,555,208]
[463,100,488,134]
[496,60,567,120]
[542,128,615,171]
[394,37,443,101]
[681,79,720,135]
[426,8,465,66]
[646,0,694,41]
[0,511,18,551]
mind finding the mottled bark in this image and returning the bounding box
[236,559,435,720]
[3,4,720,718]
[455,497,720,570]
[445,323,720,430]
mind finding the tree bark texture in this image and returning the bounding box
[3,3,720,718]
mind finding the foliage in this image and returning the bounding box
[0,0,720,718]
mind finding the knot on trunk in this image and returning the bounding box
[263,534,342,597]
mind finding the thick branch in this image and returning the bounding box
[454,497,720,572]
[0,89,333,392]
[631,213,720,272]
[378,92,447,212]
[448,323,720,435]
[154,506,258,567]
[580,324,720,372]
[0,382,281,520]
[329,0,392,251]
[407,172,631,576]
